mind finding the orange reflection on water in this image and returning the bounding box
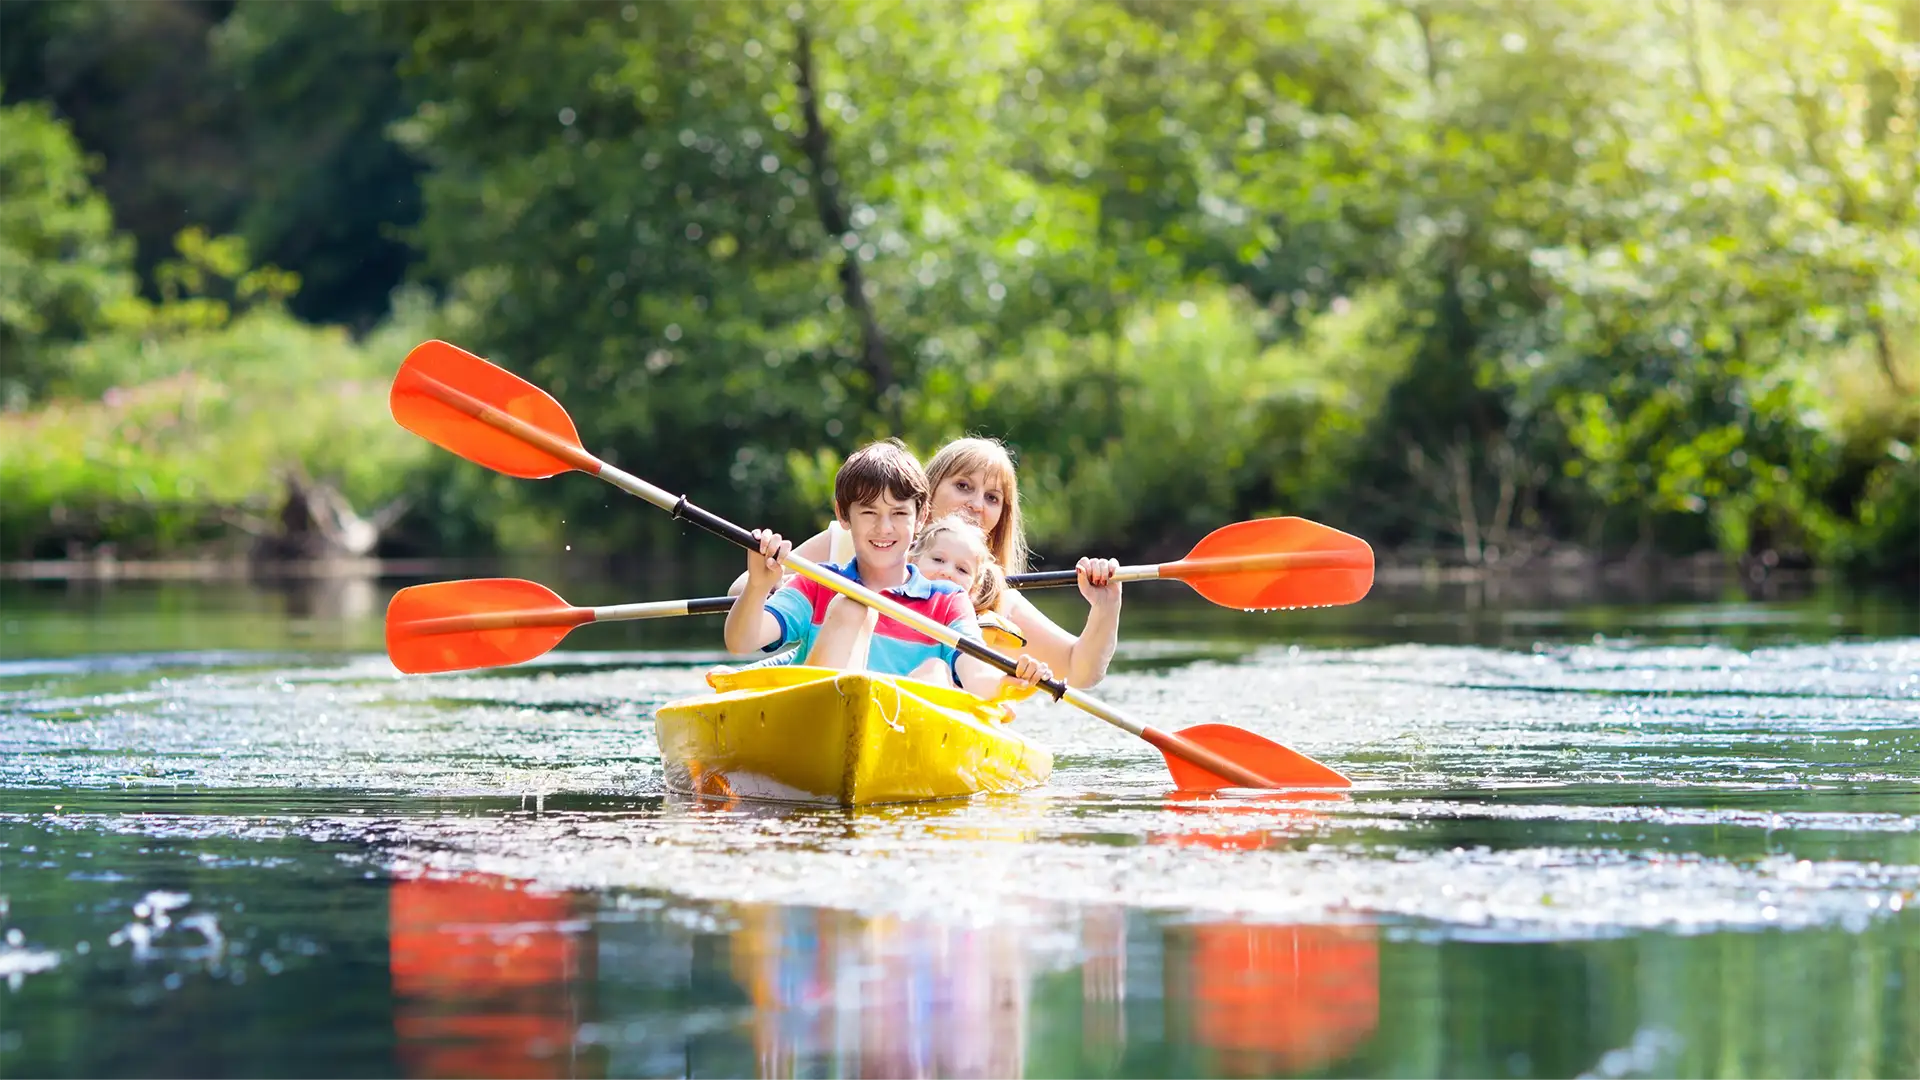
[1155,787,1348,853]
[389,872,598,1079]
[1170,922,1380,1075]
[1152,790,1380,1074]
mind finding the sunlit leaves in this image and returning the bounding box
[369,0,1916,571]
[0,95,140,407]
[0,306,434,558]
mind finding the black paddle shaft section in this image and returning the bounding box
[1006,570,1079,588]
[674,495,1067,702]
[672,497,760,550]
[955,636,1068,701]
[685,595,739,616]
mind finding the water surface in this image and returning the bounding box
[2,575,1917,1077]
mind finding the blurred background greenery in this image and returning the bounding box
[1,0,1914,582]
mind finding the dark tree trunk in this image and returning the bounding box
[793,20,898,423]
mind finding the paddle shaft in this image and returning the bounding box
[1008,550,1373,589]
[399,596,735,637]
[406,368,1287,789]
[409,547,1379,636]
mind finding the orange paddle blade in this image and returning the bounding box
[1159,723,1352,790]
[1167,517,1374,610]
[391,340,588,479]
[386,578,593,674]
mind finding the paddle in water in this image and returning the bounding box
[389,339,1351,790]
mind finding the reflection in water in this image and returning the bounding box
[276,573,379,623]
[1155,789,1348,853]
[389,873,600,1079]
[378,868,1382,1076]
[1080,907,1129,1069]
[727,905,1030,1079]
[720,902,1380,1078]
[1170,923,1380,1077]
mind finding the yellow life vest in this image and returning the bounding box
[976,609,1027,651]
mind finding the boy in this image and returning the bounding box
[723,439,1048,697]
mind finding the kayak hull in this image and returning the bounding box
[655,666,1052,806]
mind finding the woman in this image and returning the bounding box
[918,438,1121,688]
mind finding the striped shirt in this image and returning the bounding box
[763,560,980,681]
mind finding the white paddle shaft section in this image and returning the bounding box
[597,463,681,513]
[591,599,694,622]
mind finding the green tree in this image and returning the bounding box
[214,0,427,328]
[1,0,426,329]
[369,1,1417,554]
[1513,0,1920,566]
[0,91,140,407]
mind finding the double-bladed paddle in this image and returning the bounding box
[386,339,1351,791]
[388,514,1372,673]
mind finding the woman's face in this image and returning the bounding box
[930,468,1005,536]
[914,534,978,593]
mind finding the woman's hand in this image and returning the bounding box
[1076,556,1122,609]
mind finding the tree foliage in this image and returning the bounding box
[0,89,139,407]
[2,0,1914,580]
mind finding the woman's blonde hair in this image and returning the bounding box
[911,513,1006,615]
[924,437,1028,575]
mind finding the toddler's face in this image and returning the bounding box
[915,535,977,593]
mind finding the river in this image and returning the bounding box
[2,573,1916,1077]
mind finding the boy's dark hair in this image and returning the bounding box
[834,438,930,520]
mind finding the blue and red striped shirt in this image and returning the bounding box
[763,560,979,680]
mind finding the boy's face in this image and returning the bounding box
[839,493,919,571]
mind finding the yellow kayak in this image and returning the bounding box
[655,666,1053,806]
